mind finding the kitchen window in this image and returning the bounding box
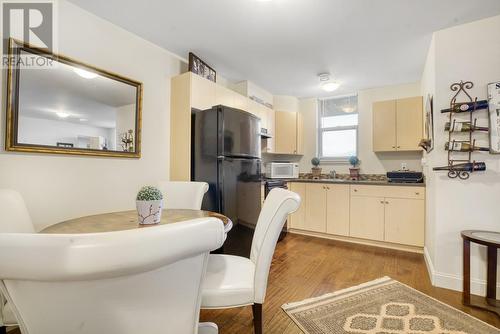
[318,95,358,161]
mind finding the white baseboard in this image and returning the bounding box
[423,247,499,298]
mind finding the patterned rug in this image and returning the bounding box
[282,277,499,334]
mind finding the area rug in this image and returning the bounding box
[282,277,499,334]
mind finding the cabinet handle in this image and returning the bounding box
[392,146,396,148]
[353,189,358,192]
[385,201,389,204]
[397,146,401,148]
[380,200,384,204]
[326,186,330,190]
[415,192,420,195]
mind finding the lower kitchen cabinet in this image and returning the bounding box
[289,183,307,230]
[384,197,424,247]
[350,196,385,241]
[326,184,350,236]
[288,182,425,251]
[304,183,327,233]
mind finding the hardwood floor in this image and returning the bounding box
[8,233,499,333]
[200,233,500,333]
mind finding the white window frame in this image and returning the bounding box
[317,95,359,163]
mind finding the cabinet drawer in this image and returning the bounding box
[351,185,424,200]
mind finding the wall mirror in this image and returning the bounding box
[5,38,142,158]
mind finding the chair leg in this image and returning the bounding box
[252,303,263,334]
[0,326,6,334]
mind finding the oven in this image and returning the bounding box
[265,179,288,241]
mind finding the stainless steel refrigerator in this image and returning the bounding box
[191,105,262,240]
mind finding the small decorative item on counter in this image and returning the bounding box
[311,157,322,179]
[349,156,360,180]
[136,186,163,225]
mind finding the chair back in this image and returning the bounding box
[158,181,209,210]
[250,188,300,304]
[0,189,34,233]
[0,218,225,334]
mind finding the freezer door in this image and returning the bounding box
[218,107,261,158]
[218,157,261,225]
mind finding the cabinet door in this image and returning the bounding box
[384,198,424,246]
[247,100,261,118]
[289,183,306,230]
[191,74,216,110]
[259,105,269,130]
[396,96,423,151]
[215,84,235,108]
[296,111,304,155]
[275,110,297,154]
[326,184,350,236]
[350,196,385,241]
[304,183,327,233]
[266,108,276,153]
[373,100,397,152]
[233,93,248,111]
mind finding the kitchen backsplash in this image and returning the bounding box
[298,173,388,181]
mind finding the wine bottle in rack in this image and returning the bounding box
[433,162,486,172]
[440,100,489,113]
[444,122,489,132]
[444,142,489,152]
[433,162,486,173]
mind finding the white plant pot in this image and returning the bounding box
[136,199,163,225]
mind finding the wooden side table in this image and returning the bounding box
[462,230,500,317]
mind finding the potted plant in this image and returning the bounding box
[348,156,360,180]
[311,157,322,179]
[136,186,164,225]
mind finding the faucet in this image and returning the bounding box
[329,170,336,179]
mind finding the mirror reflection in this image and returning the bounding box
[7,40,142,157]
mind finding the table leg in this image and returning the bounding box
[463,239,471,305]
[486,246,497,301]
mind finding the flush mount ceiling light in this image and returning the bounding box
[73,68,99,79]
[318,73,340,92]
[56,112,70,118]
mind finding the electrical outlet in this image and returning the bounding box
[401,162,408,171]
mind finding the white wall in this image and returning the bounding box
[0,0,183,230]
[18,116,113,149]
[299,82,423,174]
[421,15,500,296]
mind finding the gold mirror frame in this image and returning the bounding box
[5,38,143,158]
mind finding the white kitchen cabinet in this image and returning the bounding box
[326,184,350,236]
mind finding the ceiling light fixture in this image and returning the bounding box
[73,68,99,79]
[318,73,340,92]
[56,112,70,118]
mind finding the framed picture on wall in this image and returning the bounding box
[188,52,216,82]
[424,94,435,152]
[488,81,500,154]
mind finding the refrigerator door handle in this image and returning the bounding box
[217,160,224,213]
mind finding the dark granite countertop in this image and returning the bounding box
[274,178,425,187]
[262,173,425,187]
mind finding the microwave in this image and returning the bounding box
[266,163,300,179]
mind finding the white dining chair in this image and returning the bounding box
[0,189,35,333]
[201,188,301,334]
[0,217,225,334]
[158,181,209,210]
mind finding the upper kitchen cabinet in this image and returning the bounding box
[191,73,216,110]
[171,72,214,181]
[372,96,423,152]
[215,84,248,111]
[274,96,303,155]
